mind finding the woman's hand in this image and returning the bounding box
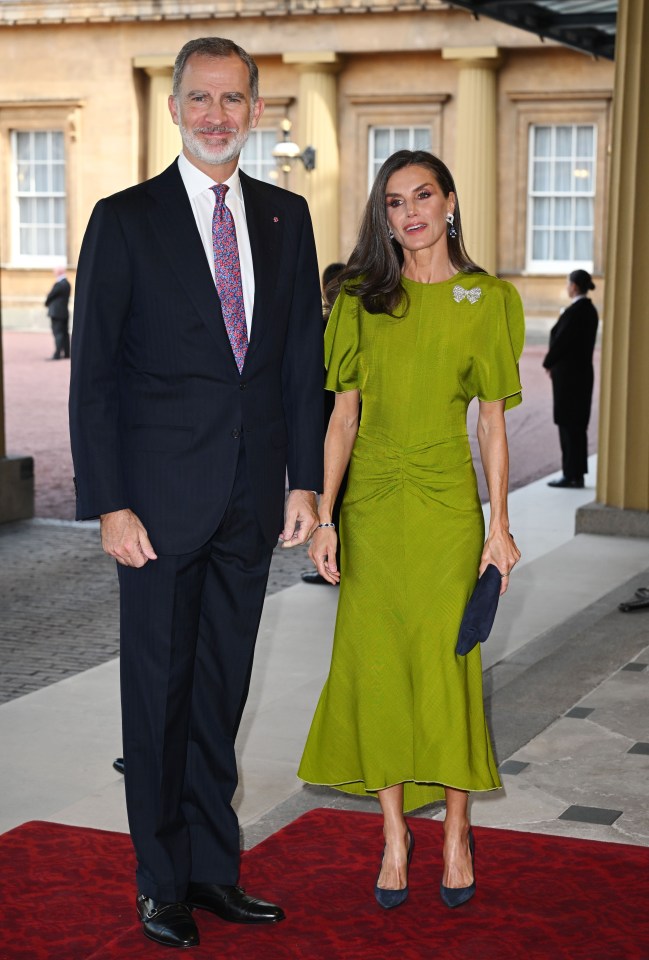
[479,527,521,595]
[307,526,340,585]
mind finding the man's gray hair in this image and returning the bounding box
[172,37,259,102]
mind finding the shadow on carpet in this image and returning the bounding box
[1,809,648,960]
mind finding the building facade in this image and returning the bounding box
[0,0,614,327]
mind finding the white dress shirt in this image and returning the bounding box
[177,152,255,338]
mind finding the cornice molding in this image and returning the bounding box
[0,0,449,27]
[507,89,613,103]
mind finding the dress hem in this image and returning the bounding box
[298,775,502,796]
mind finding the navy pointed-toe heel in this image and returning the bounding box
[374,828,414,909]
[440,828,475,908]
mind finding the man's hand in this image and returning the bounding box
[279,490,319,548]
[100,509,157,567]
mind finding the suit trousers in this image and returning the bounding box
[118,440,274,902]
[51,317,70,358]
[559,425,588,481]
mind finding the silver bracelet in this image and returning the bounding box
[317,522,336,528]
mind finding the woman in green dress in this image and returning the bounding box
[298,150,523,909]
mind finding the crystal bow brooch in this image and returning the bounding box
[453,285,482,304]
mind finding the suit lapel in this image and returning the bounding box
[146,163,235,362]
[240,171,283,359]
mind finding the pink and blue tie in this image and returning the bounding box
[211,184,248,373]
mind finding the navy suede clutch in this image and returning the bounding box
[456,564,502,656]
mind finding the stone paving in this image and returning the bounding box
[0,518,313,705]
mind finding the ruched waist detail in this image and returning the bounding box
[352,430,472,469]
[345,430,479,514]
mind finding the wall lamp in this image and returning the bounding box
[272,118,316,173]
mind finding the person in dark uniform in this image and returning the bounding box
[45,266,71,359]
[543,269,598,489]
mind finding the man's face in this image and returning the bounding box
[169,53,264,170]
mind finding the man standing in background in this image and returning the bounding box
[70,37,323,949]
[45,265,71,359]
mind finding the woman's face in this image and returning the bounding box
[385,164,455,253]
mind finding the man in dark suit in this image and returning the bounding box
[543,269,598,489]
[45,266,71,359]
[69,37,323,949]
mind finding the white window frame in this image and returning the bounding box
[526,123,597,275]
[368,126,433,191]
[240,128,281,186]
[11,129,67,266]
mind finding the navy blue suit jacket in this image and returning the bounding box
[69,161,323,554]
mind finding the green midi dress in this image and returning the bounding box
[298,272,525,812]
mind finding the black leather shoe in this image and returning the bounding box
[186,883,285,924]
[113,757,125,775]
[136,894,199,948]
[547,477,584,489]
[301,571,333,586]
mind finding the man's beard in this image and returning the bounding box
[179,119,251,166]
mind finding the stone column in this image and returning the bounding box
[138,63,180,179]
[442,47,501,276]
[576,0,649,534]
[147,68,181,178]
[283,52,341,271]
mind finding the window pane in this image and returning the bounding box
[36,228,50,256]
[555,126,573,157]
[20,227,35,255]
[574,162,593,193]
[554,197,571,226]
[35,164,49,192]
[34,131,48,161]
[534,126,552,157]
[373,129,390,159]
[53,226,66,257]
[16,132,31,161]
[533,197,551,226]
[413,128,431,150]
[394,128,410,150]
[52,164,65,192]
[554,230,570,260]
[554,161,573,192]
[53,197,66,224]
[17,164,31,192]
[576,125,594,157]
[51,132,65,161]
[574,230,593,261]
[575,198,593,227]
[533,161,551,192]
[532,230,550,261]
[19,197,35,224]
[36,197,50,223]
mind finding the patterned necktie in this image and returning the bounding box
[211,183,248,373]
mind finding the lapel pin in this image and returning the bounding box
[273,216,279,223]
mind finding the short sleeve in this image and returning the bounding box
[474,281,525,412]
[324,287,361,393]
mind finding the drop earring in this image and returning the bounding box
[388,226,394,240]
[446,212,457,239]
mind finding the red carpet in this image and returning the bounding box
[1,810,648,960]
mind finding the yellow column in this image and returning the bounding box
[596,0,649,513]
[442,47,501,276]
[144,67,181,178]
[283,52,341,272]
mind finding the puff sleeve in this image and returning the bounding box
[473,281,525,412]
[324,288,361,393]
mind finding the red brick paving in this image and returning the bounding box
[2,331,599,519]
